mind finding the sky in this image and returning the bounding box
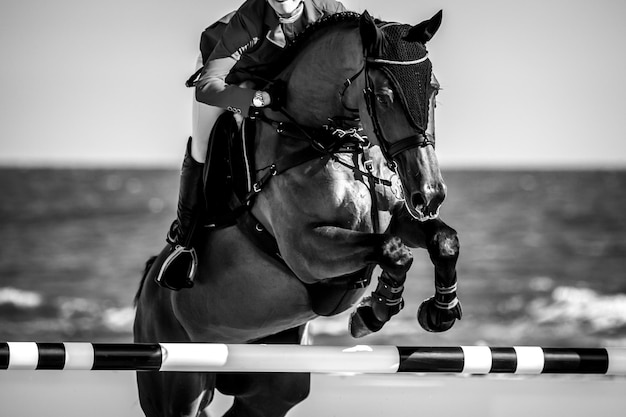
[1,0,625,169]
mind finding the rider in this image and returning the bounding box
[156,0,347,290]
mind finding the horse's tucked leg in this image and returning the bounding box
[135,263,217,417]
[281,223,415,337]
[219,372,310,417]
[415,219,463,332]
[136,371,215,417]
[388,214,462,332]
[349,237,413,337]
[217,326,310,417]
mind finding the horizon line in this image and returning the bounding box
[1,160,625,172]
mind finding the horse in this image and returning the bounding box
[134,10,461,417]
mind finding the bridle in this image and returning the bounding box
[248,49,437,198]
[243,29,439,204]
[245,106,391,197]
[341,55,436,168]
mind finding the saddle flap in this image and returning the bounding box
[202,113,257,227]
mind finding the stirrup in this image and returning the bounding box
[154,245,198,291]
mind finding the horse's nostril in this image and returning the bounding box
[411,192,426,209]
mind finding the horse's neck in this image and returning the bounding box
[253,25,365,181]
[283,27,363,126]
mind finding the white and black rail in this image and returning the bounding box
[1,343,625,375]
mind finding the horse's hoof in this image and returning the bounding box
[349,298,385,338]
[417,296,462,333]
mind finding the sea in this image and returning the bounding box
[1,167,625,348]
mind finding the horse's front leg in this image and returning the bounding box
[349,236,414,337]
[392,212,463,333]
[282,225,412,283]
[280,225,413,336]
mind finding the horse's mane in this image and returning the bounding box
[280,11,361,65]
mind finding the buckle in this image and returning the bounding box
[249,107,261,119]
[349,278,370,289]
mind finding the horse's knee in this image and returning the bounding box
[137,373,165,417]
[429,227,459,261]
[371,236,413,279]
[222,373,310,417]
[253,373,311,406]
[277,372,311,406]
[137,372,214,417]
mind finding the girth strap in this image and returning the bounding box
[236,210,283,265]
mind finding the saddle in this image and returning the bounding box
[201,113,373,316]
[201,112,255,229]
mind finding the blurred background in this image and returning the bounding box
[1,0,626,349]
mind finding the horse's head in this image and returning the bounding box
[358,11,445,221]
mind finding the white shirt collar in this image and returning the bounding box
[276,2,304,24]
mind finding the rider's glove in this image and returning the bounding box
[266,80,287,111]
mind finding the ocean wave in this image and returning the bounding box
[0,287,43,308]
[0,286,134,338]
[308,285,626,346]
[528,286,626,332]
[102,306,136,331]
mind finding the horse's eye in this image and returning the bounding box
[375,87,394,107]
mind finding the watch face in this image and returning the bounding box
[253,92,263,107]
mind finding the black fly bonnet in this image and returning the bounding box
[359,17,437,162]
[368,22,433,134]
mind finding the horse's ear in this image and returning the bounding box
[404,10,443,44]
[359,10,384,56]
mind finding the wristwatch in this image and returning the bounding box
[252,91,265,108]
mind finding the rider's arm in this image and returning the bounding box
[196,57,261,116]
[195,12,265,117]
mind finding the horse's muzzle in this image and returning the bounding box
[407,180,446,221]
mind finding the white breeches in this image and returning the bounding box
[191,54,223,163]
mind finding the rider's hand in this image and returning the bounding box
[266,80,287,110]
[260,91,272,107]
[252,90,272,109]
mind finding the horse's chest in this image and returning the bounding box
[284,162,373,222]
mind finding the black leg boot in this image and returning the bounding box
[155,138,204,290]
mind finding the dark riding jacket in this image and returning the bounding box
[195,0,346,116]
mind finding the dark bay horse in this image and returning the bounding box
[134,10,461,417]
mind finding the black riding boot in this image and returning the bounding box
[155,138,204,290]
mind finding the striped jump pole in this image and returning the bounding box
[1,343,626,375]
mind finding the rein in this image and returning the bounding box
[235,28,436,231]
[216,67,392,202]
[246,108,392,199]
[245,107,392,234]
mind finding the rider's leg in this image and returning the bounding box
[155,59,223,290]
[190,68,223,163]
